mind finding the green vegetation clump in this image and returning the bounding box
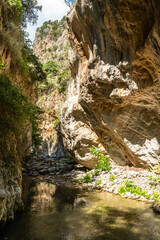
[80,147,111,183]
[43,60,59,76]
[96,180,102,185]
[57,68,71,93]
[39,60,60,93]
[54,119,59,127]
[40,61,71,94]
[152,192,160,201]
[109,174,116,181]
[37,21,51,39]
[90,147,111,172]
[0,74,43,147]
[80,171,92,183]
[148,176,160,187]
[118,180,151,200]
[6,0,41,27]
[37,17,67,41]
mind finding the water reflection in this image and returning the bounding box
[30,182,56,214]
[1,178,160,240]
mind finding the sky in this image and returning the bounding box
[27,0,70,42]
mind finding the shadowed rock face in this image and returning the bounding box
[61,0,160,168]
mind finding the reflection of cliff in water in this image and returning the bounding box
[1,177,160,240]
[30,182,56,214]
[23,177,84,214]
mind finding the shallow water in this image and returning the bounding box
[1,178,160,240]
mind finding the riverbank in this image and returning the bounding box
[23,156,160,212]
[73,165,160,212]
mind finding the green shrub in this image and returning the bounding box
[0,29,24,71]
[118,180,160,202]
[7,0,23,23]
[109,174,116,181]
[152,191,160,201]
[54,119,59,127]
[148,176,160,187]
[80,171,92,183]
[90,147,111,172]
[37,21,51,39]
[118,180,151,199]
[57,68,71,93]
[96,180,102,185]
[43,60,59,76]
[95,169,101,176]
[118,186,126,194]
[0,61,6,71]
[0,74,42,147]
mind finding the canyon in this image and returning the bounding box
[0,0,160,229]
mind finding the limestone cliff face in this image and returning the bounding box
[61,0,160,169]
[33,18,69,158]
[33,17,68,64]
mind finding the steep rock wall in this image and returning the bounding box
[33,18,69,158]
[61,0,160,168]
[0,1,35,226]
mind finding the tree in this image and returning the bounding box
[43,60,59,76]
[21,0,42,27]
[6,0,42,27]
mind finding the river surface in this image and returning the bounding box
[1,177,160,240]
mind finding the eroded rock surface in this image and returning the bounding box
[33,18,69,158]
[61,0,160,168]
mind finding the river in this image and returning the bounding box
[1,177,160,240]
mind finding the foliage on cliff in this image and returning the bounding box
[33,16,71,155]
[0,0,45,153]
[0,74,43,146]
[37,18,66,41]
[34,16,71,94]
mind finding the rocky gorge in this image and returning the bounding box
[0,0,160,235]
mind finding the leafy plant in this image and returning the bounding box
[43,60,59,76]
[96,180,102,185]
[90,147,111,172]
[152,191,160,201]
[80,171,92,183]
[6,0,42,27]
[148,176,160,187]
[57,68,71,93]
[0,61,6,71]
[0,74,42,147]
[54,119,59,127]
[118,180,151,199]
[109,174,116,181]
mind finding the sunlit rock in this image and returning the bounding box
[61,0,160,168]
